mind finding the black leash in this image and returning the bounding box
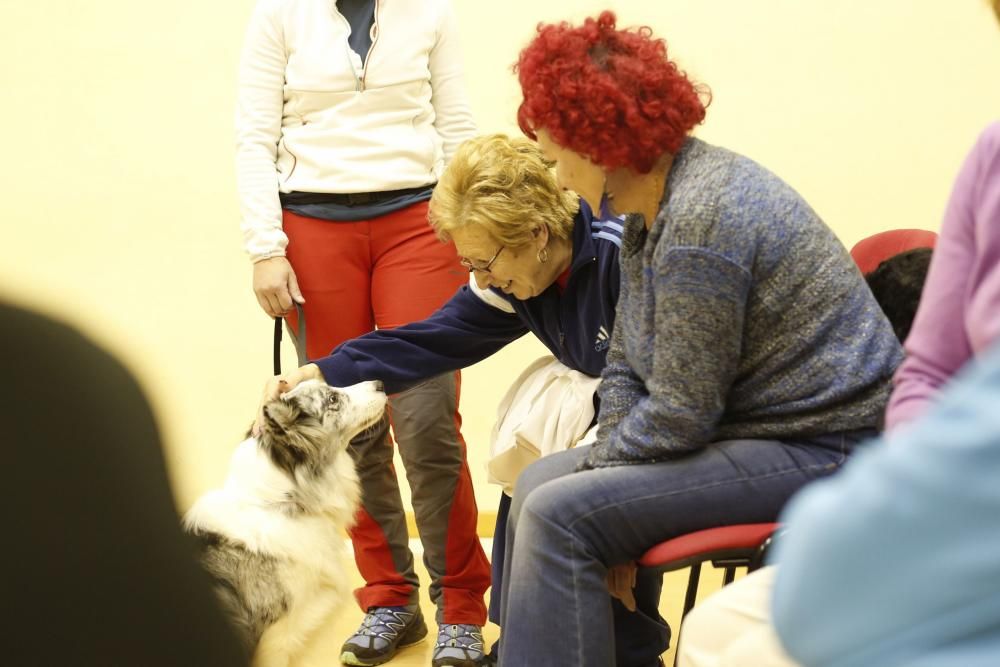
[273,303,308,375]
[272,317,283,375]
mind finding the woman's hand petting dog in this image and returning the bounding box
[253,363,325,436]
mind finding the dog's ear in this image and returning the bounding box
[261,399,299,437]
[258,398,325,477]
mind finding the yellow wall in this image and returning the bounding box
[2,1,998,515]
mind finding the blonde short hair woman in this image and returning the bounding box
[430,134,578,246]
[429,134,580,301]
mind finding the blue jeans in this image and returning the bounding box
[489,493,511,627]
[497,431,872,667]
[490,493,664,666]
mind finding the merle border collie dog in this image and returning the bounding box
[184,380,385,667]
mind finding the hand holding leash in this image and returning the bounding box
[253,257,305,317]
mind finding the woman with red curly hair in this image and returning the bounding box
[496,11,903,666]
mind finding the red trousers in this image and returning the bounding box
[283,202,490,624]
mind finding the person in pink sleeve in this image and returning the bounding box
[885,121,1000,430]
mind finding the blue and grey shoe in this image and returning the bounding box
[431,624,488,667]
[339,605,428,666]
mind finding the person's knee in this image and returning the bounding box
[514,460,553,502]
[518,477,588,541]
[516,449,579,498]
[510,451,585,537]
[510,461,556,524]
[678,568,784,667]
[719,625,796,667]
[676,593,726,667]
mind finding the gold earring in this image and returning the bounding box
[536,246,549,263]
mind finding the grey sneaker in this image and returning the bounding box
[340,605,428,666]
[431,624,487,667]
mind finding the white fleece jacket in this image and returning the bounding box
[236,0,476,261]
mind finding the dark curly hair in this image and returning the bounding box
[865,247,933,343]
[515,10,709,174]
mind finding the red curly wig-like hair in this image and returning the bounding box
[515,11,708,174]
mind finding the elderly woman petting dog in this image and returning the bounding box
[485,11,904,667]
[260,131,655,665]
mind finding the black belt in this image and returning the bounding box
[280,185,434,207]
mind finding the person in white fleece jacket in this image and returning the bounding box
[235,2,489,666]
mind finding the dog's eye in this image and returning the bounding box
[326,393,343,409]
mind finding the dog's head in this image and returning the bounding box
[257,379,386,478]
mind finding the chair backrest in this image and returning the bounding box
[850,228,938,275]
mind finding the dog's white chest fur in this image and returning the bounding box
[185,438,359,573]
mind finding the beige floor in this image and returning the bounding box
[289,539,734,667]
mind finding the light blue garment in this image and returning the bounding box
[772,343,1000,667]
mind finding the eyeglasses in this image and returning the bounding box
[459,246,504,274]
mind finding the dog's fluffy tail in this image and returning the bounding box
[192,529,290,651]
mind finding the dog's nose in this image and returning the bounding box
[373,380,384,392]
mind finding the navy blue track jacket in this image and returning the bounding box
[314,200,624,393]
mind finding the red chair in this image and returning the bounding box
[639,228,938,664]
[639,523,780,618]
[849,228,938,275]
[638,523,781,667]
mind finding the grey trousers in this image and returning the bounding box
[348,372,491,624]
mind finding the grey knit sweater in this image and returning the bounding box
[585,138,903,469]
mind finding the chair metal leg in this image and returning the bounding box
[674,564,703,667]
[681,562,702,619]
